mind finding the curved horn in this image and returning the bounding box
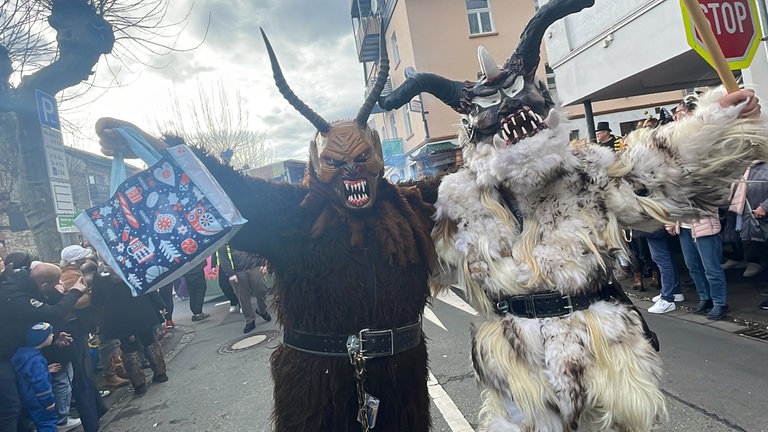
[478,46,501,81]
[260,28,331,133]
[378,73,466,112]
[510,0,595,76]
[356,34,389,125]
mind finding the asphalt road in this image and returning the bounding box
[96,291,768,432]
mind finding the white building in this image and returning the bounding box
[544,0,768,138]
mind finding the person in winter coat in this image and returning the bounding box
[217,244,271,333]
[0,261,86,431]
[11,322,58,432]
[89,263,168,396]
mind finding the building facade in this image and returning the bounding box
[351,0,543,181]
[352,0,768,178]
[543,0,768,139]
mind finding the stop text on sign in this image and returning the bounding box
[699,1,748,35]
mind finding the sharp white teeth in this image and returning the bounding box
[521,126,528,134]
[531,121,538,129]
[535,113,543,122]
[511,117,517,126]
[513,130,519,139]
[520,111,527,121]
[503,123,512,134]
[528,110,535,119]
[345,183,350,191]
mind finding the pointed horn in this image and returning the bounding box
[356,33,389,125]
[478,46,502,81]
[509,0,595,77]
[378,73,467,112]
[260,28,331,133]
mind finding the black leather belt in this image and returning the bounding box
[283,320,422,358]
[494,290,609,318]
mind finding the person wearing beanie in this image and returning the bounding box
[11,322,62,432]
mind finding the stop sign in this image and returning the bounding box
[681,0,763,70]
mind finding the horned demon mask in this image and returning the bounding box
[260,29,389,211]
[378,0,594,148]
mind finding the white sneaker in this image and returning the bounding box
[721,259,747,270]
[648,299,676,314]
[743,263,764,278]
[57,418,82,432]
[652,294,685,302]
[229,305,239,313]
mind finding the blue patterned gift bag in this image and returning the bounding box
[75,127,247,296]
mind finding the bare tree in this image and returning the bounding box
[155,79,273,171]
[0,0,195,261]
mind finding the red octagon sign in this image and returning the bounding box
[681,0,763,70]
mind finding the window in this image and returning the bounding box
[389,113,399,138]
[403,104,413,137]
[466,0,494,35]
[391,32,401,65]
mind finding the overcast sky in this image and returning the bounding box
[62,0,365,164]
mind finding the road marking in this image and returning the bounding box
[436,288,478,315]
[429,371,475,431]
[424,306,448,331]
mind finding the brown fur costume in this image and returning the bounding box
[197,151,438,431]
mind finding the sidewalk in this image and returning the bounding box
[622,266,768,329]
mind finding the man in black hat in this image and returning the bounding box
[595,121,623,152]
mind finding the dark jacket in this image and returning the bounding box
[11,347,56,413]
[215,245,263,277]
[0,270,83,362]
[90,271,165,341]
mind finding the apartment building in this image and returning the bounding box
[351,0,542,181]
[351,0,768,180]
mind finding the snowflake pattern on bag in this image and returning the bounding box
[84,154,233,293]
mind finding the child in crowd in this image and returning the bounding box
[11,322,59,432]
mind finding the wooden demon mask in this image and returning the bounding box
[261,29,388,211]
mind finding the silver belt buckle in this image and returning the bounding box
[562,295,574,317]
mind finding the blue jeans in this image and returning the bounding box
[679,229,728,306]
[50,362,73,423]
[646,231,680,301]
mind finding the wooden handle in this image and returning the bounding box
[682,0,740,93]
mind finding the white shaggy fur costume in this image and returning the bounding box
[377,2,768,429]
[429,87,768,431]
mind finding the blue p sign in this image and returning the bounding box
[35,90,60,130]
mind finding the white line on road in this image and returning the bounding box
[428,371,475,432]
[436,287,478,315]
[424,306,448,331]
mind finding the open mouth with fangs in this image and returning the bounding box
[343,178,371,208]
[499,106,547,145]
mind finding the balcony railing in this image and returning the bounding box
[354,14,381,62]
[381,137,404,163]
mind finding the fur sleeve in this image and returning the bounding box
[193,147,309,257]
[613,86,768,228]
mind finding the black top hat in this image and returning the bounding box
[595,121,611,132]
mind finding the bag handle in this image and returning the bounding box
[109,127,164,194]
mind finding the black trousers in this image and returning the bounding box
[0,361,21,432]
[158,283,175,322]
[186,268,207,315]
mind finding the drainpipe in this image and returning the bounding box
[584,99,596,143]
